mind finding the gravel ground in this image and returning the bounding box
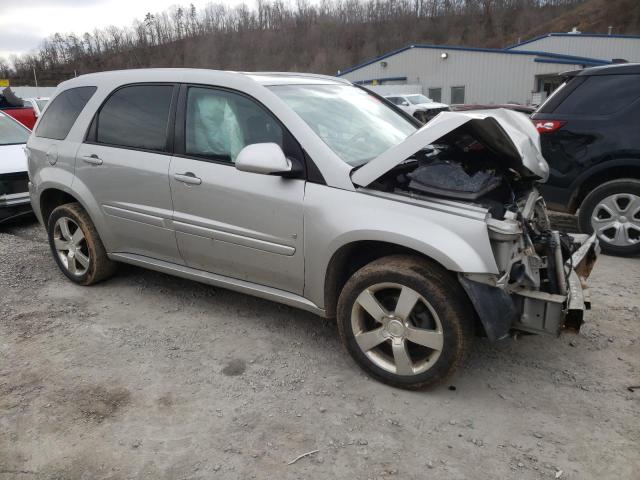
[1,215,639,480]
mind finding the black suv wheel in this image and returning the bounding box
[578,179,640,256]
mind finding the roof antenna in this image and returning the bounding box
[608,26,613,35]
[568,26,581,34]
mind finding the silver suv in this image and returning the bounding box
[27,69,599,389]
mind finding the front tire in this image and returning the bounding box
[337,255,474,389]
[47,202,116,285]
[578,179,640,256]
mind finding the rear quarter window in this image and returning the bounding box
[543,74,640,116]
[35,86,97,140]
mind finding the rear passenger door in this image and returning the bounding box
[75,83,182,263]
[169,85,305,294]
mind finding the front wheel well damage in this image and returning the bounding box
[40,189,79,230]
[323,241,485,334]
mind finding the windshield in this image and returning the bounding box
[0,114,30,145]
[269,84,416,166]
[36,99,49,111]
[407,94,432,105]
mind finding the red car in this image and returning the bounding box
[0,87,37,129]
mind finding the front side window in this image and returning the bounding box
[35,86,96,140]
[270,84,416,167]
[93,84,173,151]
[0,114,30,145]
[185,87,283,163]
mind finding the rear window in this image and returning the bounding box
[540,74,640,115]
[35,86,96,140]
[90,84,174,151]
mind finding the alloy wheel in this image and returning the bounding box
[590,193,640,247]
[350,282,443,376]
[53,216,90,276]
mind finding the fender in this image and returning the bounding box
[303,183,499,309]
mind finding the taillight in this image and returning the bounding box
[533,120,566,134]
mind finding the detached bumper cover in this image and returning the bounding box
[461,233,599,340]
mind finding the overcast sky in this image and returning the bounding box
[0,0,248,61]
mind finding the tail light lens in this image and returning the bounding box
[533,120,566,134]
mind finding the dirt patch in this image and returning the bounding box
[0,373,44,410]
[222,358,247,376]
[56,385,132,423]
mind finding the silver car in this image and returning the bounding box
[27,69,598,389]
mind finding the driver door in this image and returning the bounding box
[169,85,306,294]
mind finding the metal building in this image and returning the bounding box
[337,33,640,106]
[506,33,640,62]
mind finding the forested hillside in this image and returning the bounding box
[2,0,639,86]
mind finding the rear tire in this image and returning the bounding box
[337,255,474,389]
[47,202,116,285]
[578,179,640,256]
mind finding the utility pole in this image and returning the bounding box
[33,66,38,96]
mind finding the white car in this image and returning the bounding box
[0,111,31,223]
[22,97,50,118]
[385,94,450,123]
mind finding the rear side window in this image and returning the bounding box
[92,84,174,151]
[546,75,640,115]
[35,86,96,140]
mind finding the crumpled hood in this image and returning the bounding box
[351,108,549,187]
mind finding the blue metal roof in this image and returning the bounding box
[505,32,640,50]
[337,42,610,76]
[353,76,408,85]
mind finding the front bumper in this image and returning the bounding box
[461,232,599,340]
[0,191,32,223]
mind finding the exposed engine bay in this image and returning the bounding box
[358,111,599,339]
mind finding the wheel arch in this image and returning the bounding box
[37,182,114,251]
[39,188,80,230]
[569,160,640,213]
[323,240,462,320]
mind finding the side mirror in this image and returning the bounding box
[235,143,292,175]
[402,101,410,106]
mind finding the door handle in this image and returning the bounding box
[173,172,202,185]
[82,154,103,165]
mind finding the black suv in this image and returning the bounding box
[532,63,640,255]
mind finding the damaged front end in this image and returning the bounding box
[461,190,598,339]
[352,109,599,340]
